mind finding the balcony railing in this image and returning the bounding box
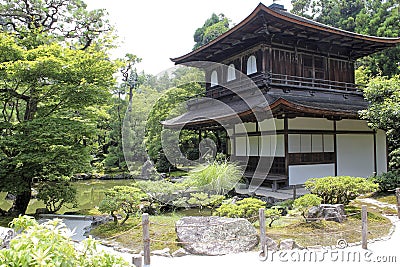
[203,72,364,99]
[269,73,364,93]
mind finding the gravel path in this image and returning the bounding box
[107,199,400,266]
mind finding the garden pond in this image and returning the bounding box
[0,179,136,215]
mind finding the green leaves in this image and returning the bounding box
[193,13,230,50]
[99,185,147,225]
[293,194,322,219]
[305,176,379,205]
[0,215,130,266]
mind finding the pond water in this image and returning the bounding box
[0,179,136,214]
[38,214,93,242]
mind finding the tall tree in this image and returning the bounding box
[0,0,118,215]
[291,0,400,77]
[360,75,400,169]
[193,13,230,50]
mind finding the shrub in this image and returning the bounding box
[184,161,243,195]
[99,186,147,225]
[374,171,400,192]
[187,192,225,212]
[305,176,379,205]
[265,207,282,227]
[36,181,77,213]
[293,194,322,219]
[0,216,129,266]
[214,197,265,222]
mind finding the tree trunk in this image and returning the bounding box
[8,189,32,216]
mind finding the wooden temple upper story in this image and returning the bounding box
[171,3,400,101]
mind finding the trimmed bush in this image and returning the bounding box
[214,197,265,222]
[293,194,322,219]
[305,176,378,205]
[374,171,400,192]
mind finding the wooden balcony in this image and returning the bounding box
[269,73,364,94]
[203,72,364,99]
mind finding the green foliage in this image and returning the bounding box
[0,0,113,50]
[360,75,400,169]
[265,207,282,227]
[373,171,400,192]
[291,0,400,77]
[187,192,224,212]
[214,197,265,222]
[137,180,184,208]
[0,215,129,266]
[36,181,78,213]
[193,13,230,50]
[305,176,379,205]
[184,161,243,195]
[293,194,322,219]
[0,6,119,215]
[145,68,204,172]
[99,186,147,225]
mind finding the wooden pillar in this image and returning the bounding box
[334,120,338,176]
[142,213,150,266]
[396,188,400,219]
[373,130,377,175]
[361,205,368,249]
[232,126,236,157]
[259,208,266,254]
[284,117,289,178]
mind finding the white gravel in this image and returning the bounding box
[106,214,399,267]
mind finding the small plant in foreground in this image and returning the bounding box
[0,215,129,266]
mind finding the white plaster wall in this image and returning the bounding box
[235,136,248,156]
[337,134,374,177]
[260,135,284,157]
[289,117,333,130]
[289,164,335,185]
[248,136,259,156]
[259,118,283,131]
[235,122,257,133]
[376,130,387,174]
[336,119,373,131]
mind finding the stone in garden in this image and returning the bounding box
[35,208,50,215]
[265,236,279,251]
[279,239,300,250]
[0,226,15,249]
[151,248,171,257]
[172,248,190,257]
[175,216,258,256]
[306,204,346,223]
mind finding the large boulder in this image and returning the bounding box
[0,227,15,249]
[307,204,346,223]
[175,216,259,255]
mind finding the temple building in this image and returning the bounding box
[163,3,400,190]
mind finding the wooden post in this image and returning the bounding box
[361,205,368,249]
[396,188,400,219]
[132,255,142,267]
[142,213,150,267]
[292,185,297,200]
[259,208,266,254]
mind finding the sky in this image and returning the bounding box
[85,0,293,76]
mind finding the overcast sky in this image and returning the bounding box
[85,0,293,76]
